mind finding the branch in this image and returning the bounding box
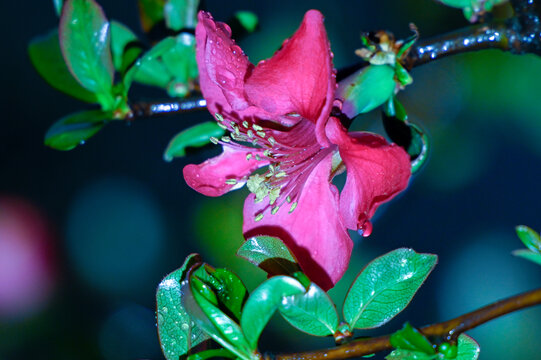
[127,97,207,119]
[270,287,541,360]
[127,1,541,119]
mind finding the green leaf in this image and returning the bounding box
[44,110,111,151]
[208,268,247,321]
[390,323,435,355]
[237,236,301,277]
[234,11,259,33]
[187,349,236,360]
[512,249,541,266]
[386,349,437,360]
[110,21,140,72]
[164,0,199,31]
[382,103,429,174]
[436,0,507,22]
[456,334,480,360]
[156,254,210,360]
[515,225,541,252]
[59,0,115,108]
[161,33,198,97]
[53,0,63,16]
[164,121,224,161]
[138,0,165,33]
[337,65,396,118]
[343,248,437,330]
[124,36,177,89]
[240,276,305,350]
[28,29,98,103]
[279,282,339,336]
[185,276,254,360]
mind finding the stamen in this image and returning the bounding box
[215,113,224,122]
[255,213,264,222]
[268,137,276,146]
[246,153,253,160]
[271,206,280,215]
[247,130,254,138]
[217,123,228,130]
[256,131,266,138]
[225,179,237,185]
[252,124,263,131]
[242,121,249,128]
[221,136,231,142]
[289,202,298,213]
[210,137,219,144]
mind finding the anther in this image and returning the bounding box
[221,136,231,142]
[242,121,249,128]
[252,124,263,131]
[289,202,298,213]
[225,179,237,185]
[256,131,266,138]
[255,213,264,222]
[210,137,219,144]
[246,153,253,160]
[215,113,224,122]
[271,206,280,215]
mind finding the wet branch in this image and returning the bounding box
[268,287,541,360]
[127,0,541,120]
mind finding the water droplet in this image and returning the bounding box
[182,323,190,331]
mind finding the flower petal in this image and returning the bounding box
[326,117,411,233]
[243,152,352,290]
[196,11,253,113]
[244,10,335,145]
[183,146,267,197]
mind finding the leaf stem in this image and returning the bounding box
[269,287,541,360]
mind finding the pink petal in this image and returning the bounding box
[326,117,411,233]
[243,152,352,290]
[183,147,267,197]
[196,11,253,113]
[244,10,335,145]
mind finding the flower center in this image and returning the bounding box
[211,112,330,220]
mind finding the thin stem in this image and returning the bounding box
[271,287,541,360]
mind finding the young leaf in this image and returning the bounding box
[207,268,247,321]
[336,64,396,118]
[390,323,435,355]
[161,33,198,97]
[186,349,236,360]
[382,103,429,173]
[185,276,254,360]
[456,334,480,360]
[515,225,541,253]
[156,254,210,360]
[59,0,115,108]
[123,36,177,89]
[164,0,199,31]
[234,11,259,33]
[343,248,437,330]
[240,276,305,350]
[164,121,225,161]
[110,21,140,72]
[237,236,301,277]
[44,110,111,151]
[53,0,63,16]
[28,29,97,103]
[512,249,541,266]
[279,282,339,336]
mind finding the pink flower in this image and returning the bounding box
[184,10,411,290]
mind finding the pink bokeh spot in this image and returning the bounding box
[183,10,412,290]
[0,197,57,320]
